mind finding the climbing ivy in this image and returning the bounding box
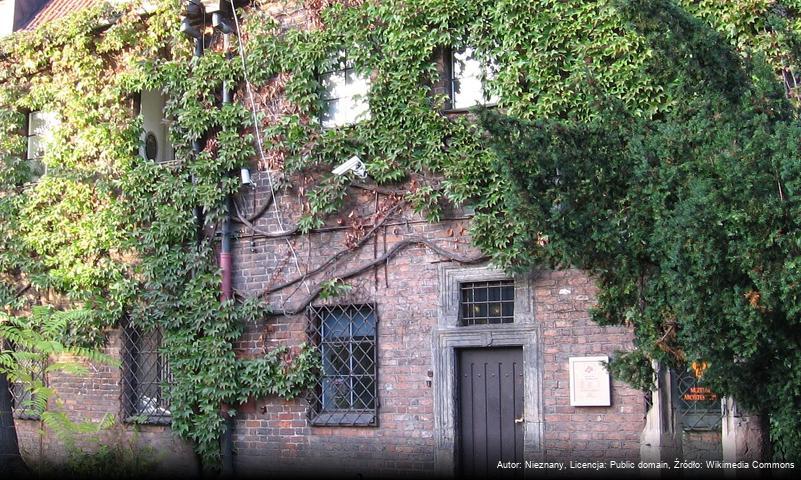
[0,1,320,469]
[3,0,801,468]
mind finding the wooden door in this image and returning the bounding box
[458,347,524,478]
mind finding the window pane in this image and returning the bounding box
[322,309,349,338]
[451,47,499,109]
[352,306,376,337]
[323,344,349,375]
[353,376,376,409]
[122,325,172,423]
[320,70,348,100]
[307,304,378,426]
[320,55,371,128]
[321,98,351,129]
[453,47,482,79]
[27,111,58,160]
[322,377,350,410]
[459,280,515,325]
[351,342,375,375]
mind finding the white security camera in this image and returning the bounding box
[332,155,367,178]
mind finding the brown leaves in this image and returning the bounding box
[304,0,367,29]
[344,193,402,249]
[745,289,761,307]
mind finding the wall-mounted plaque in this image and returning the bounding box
[569,356,611,407]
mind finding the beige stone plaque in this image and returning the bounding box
[569,356,611,407]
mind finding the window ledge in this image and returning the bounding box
[309,411,377,427]
[442,103,498,115]
[123,415,172,426]
[13,411,41,421]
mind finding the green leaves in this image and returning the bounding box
[0,309,119,438]
[477,1,801,458]
[3,0,801,467]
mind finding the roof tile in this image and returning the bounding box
[23,0,101,31]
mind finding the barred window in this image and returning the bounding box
[307,304,378,426]
[8,353,46,420]
[459,279,515,325]
[121,324,173,424]
[138,90,175,164]
[674,367,722,431]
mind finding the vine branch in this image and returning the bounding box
[266,236,488,315]
[261,201,407,295]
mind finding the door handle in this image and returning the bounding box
[515,417,525,424]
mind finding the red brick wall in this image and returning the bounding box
[223,174,646,475]
[13,173,647,476]
[229,180,456,476]
[12,2,647,474]
[535,270,645,461]
[13,331,198,475]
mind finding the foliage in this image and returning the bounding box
[604,350,654,394]
[63,441,158,480]
[317,278,353,300]
[0,1,319,470]
[0,308,117,440]
[2,0,801,467]
[27,424,160,478]
[476,1,801,459]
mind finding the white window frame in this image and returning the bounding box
[319,52,371,128]
[138,90,174,165]
[26,110,57,179]
[449,46,499,110]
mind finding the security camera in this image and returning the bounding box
[332,155,367,178]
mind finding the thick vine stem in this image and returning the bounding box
[350,182,414,196]
[266,236,488,315]
[232,180,413,230]
[232,196,299,237]
[261,201,407,296]
[232,189,275,224]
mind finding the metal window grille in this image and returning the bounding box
[459,280,515,325]
[306,304,378,426]
[121,324,173,424]
[7,352,46,420]
[673,368,722,431]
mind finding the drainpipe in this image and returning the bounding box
[220,30,234,303]
[192,61,205,247]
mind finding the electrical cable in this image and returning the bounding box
[227,1,310,297]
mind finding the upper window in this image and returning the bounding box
[26,111,57,179]
[121,324,173,424]
[459,279,515,326]
[139,90,174,164]
[449,47,499,110]
[319,52,371,128]
[307,304,378,426]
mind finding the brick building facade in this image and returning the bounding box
[14,170,647,476]
[7,0,762,477]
